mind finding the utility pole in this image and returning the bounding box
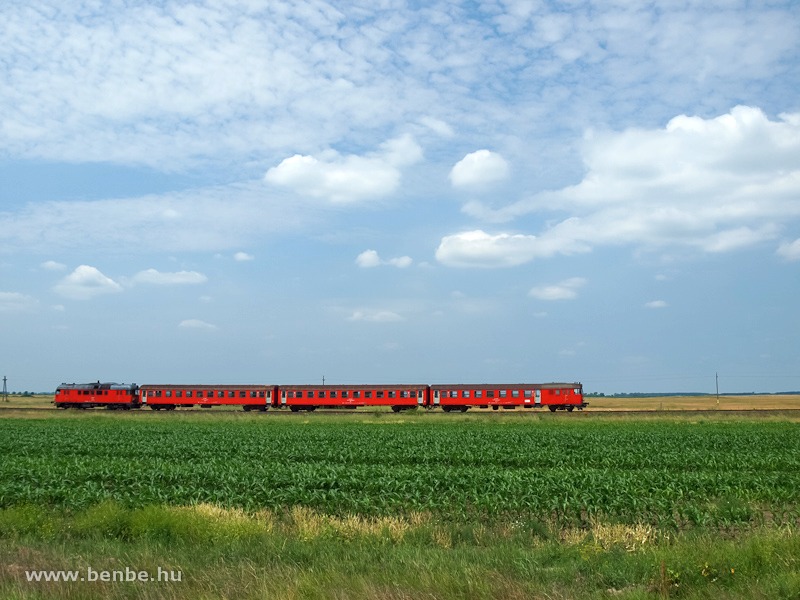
[716,372,719,407]
[2,376,7,403]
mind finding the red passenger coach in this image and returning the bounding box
[54,382,140,409]
[279,384,428,412]
[139,384,276,411]
[430,382,585,412]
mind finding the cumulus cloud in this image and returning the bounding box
[355,250,412,268]
[347,309,403,322]
[265,135,423,204]
[53,266,123,300]
[128,269,208,285]
[777,239,800,261]
[0,292,38,312]
[449,150,509,187]
[529,278,587,301]
[435,230,577,268]
[234,252,254,261]
[178,319,217,330]
[465,106,800,257]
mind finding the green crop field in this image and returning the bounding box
[1,412,799,599]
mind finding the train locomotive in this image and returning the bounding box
[53,381,586,412]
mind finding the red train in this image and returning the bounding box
[53,381,586,412]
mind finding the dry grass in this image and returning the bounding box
[587,394,800,411]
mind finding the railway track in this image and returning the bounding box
[3,405,800,417]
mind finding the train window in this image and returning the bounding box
[388,391,396,398]
[239,391,246,398]
[353,391,360,398]
[318,391,325,398]
[186,391,193,398]
[330,391,337,398]
[475,390,483,398]
[376,391,384,398]
[263,391,269,398]
[175,391,183,398]
[342,391,348,398]
[512,390,519,398]
[486,390,494,398]
[365,391,372,398]
[217,391,224,398]
[463,390,470,398]
[524,390,532,398]
[555,390,561,395]
[450,391,458,398]
[500,390,507,398]
[166,391,172,398]
[574,388,580,394]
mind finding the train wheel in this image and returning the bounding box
[460,407,469,413]
[391,406,402,413]
[567,406,574,412]
[290,407,300,412]
[549,406,557,412]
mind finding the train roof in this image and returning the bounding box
[57,382,136,391]
[138,384,274,390]
[278,383,428,390]
[429,382,582,390]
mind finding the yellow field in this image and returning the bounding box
[587,394,800,411]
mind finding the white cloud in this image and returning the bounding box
[436,230,564,268]
[528,278,586,301]
[468,107,800,257]
[347,309,403,322]
[387,256,413,268]
[40,260,66,271]
[356,250,412,268]
[178,319,217,330]
[449,150,509,187]
[128,269,208,286]
[777,239,800,261]
[265,135,423,204]
[355,250,382,268]
[418,116,454,138]
[645,300,668,309]
[234,252,254,262]
[53,266,123,300]
[0,292,38,312]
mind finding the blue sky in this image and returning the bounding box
[2,0,799,394]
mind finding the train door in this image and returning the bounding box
[535,389,541,405]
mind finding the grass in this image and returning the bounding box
[1,404,799,598]
[1,503,799,599]
[0,503,800,600]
